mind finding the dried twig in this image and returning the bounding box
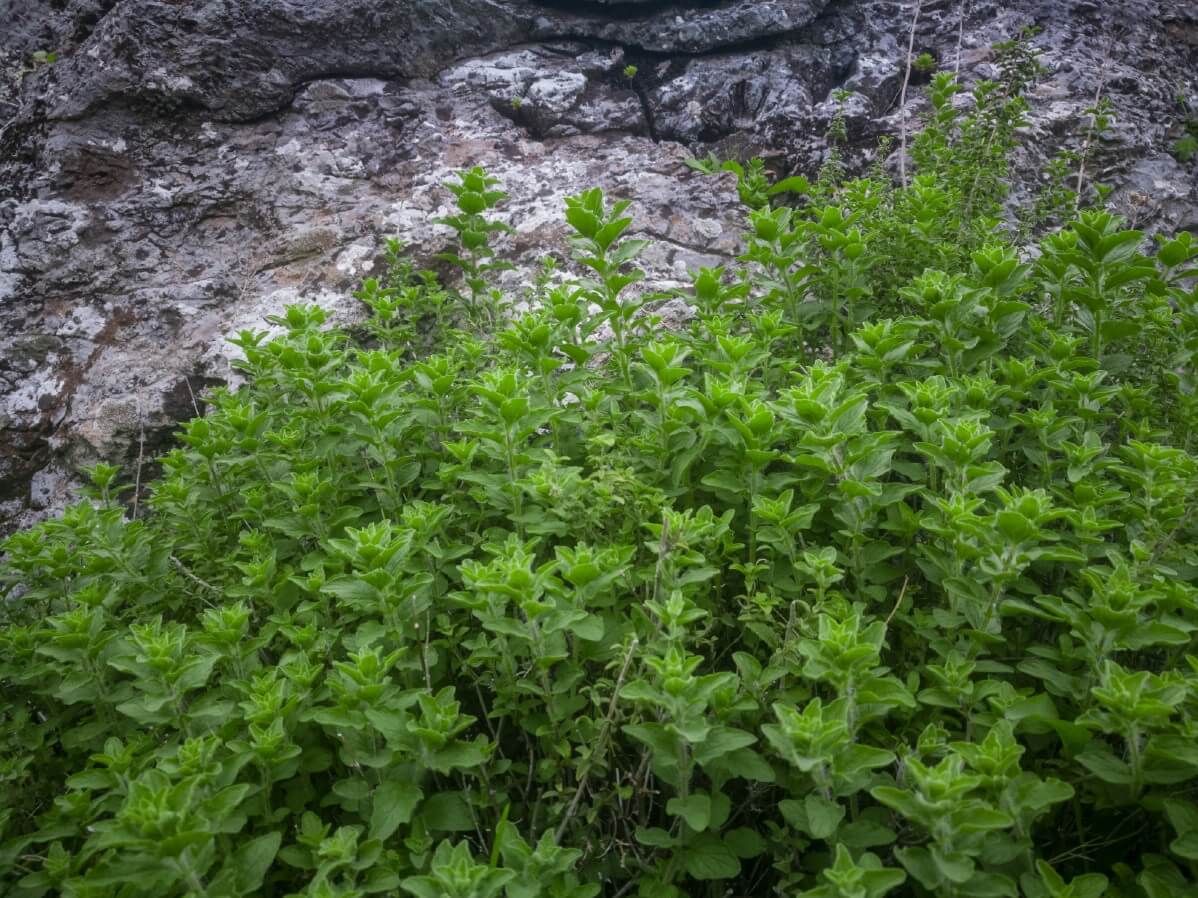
[556,637,640,844]
[885,576,911,628]
[954,0,969,75]
[132,398,146,520]
[650,514,670,608]
[170,555,221,595]
[1073,30,1118,213]
[898,0,924,188]
[183,376,201,417]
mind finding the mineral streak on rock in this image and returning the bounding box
[1,0,1196,529]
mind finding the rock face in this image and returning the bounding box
[1,0,1196,530]
[532,1,833,54]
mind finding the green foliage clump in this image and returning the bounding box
[4,40,1198,898]
[1170,92,1198,163]
[1174,130,1198,164]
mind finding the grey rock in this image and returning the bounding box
[1,0,1197,529]
[0,1,116,123]
[7,0,536,124]
[441,46,644,138]
[649,45,834,145]
[0,0,116,60]
[532,0,832,54]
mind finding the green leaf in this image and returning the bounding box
[683,835,740,880]
[1076,745,1134,784]
[635,827,676,848]
[839,819,898,849]
[693,727,757,766]
[565,206,599,238]
[371,781,423,841]
[723,827,766,858]
[717,748,776,783]
[202,784,254,820]
[230,831,282,894]
[419,792,475,832]
[569,614,605,641]
[930,845,975,884]
[623,723,680,763]
[895,847,942,890]
[594,217,632,250]
[1170,831,1198,861]
[804,794,845,839]
[767,175,811,196]
[1164,799,1198,837]
[666,794,711,831]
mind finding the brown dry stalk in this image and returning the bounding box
[555,637,640,843]
[898,0,924,188]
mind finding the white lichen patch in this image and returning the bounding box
[335,242,376,276]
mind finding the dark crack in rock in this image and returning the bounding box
[532,0,833,54]
[7,0,536,124]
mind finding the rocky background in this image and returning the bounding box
[1,0,1196,531]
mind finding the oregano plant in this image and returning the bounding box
[3,34,1198,898]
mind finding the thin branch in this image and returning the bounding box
[170,555,221,595]
[954,0,969,75]
[556,637,640,844]
[885,576,911,628]
[1148,502,1198,569]
[183,376,202,417]
[459,775,487,855]
[132,398,146,520]
[1073,30,1117,213]
[898,0,924,188]
[651,514,671,609]
[473,682,499,742]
